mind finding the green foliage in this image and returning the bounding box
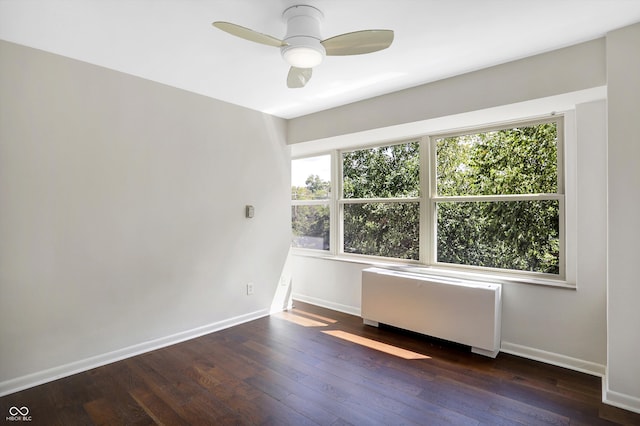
[292,174,330,200]
[344,203,420,260]
[437,124,558,196]
[291,205,330,250]
[342,142,420,259]
[291,175,331,250]
[436,123,560,274]
[437,201,559,274]
[343,142,420,198]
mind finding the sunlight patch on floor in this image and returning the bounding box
[273,311,328,327]
[322,330,431,360]
[292,308,338,324]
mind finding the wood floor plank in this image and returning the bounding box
[2,300,640,425]
[128,386,186,425]
[84,397,140,426]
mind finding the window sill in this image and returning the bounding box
[291,249,576,290]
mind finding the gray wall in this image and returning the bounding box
[606,22,640,412]
[0,40,291,392]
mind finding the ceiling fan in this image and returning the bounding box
[212,4,394,88]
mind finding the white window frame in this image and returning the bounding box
[428,116,565,280]
[338,139,422,262]
[290,114,569,284]
[290,154,333,253]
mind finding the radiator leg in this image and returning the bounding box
[363,319,379,327]
[472,347,499,358]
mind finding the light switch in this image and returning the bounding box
[245,205,255,218]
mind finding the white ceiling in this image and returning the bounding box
[2,1,640,119]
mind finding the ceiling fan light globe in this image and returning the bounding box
[283,46,324,68]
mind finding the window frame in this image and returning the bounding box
[290,115,567,283]
[428,116,565,279]
[290,154,333,253]
[338,139,422,262]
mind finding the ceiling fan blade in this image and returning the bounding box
[287,67,312,88]
[321,30,394,56]
[212,21,285,47]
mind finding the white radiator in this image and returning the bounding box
[361,267,502,357]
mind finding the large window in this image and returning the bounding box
[342,141,420,260]
[291,117,564,279]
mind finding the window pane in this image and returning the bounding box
[436,122,558,196]
[343,141,420,199]
[343,202,419,260]
[436,200,560,274]
[292,155,331,200]
[292,205,330,250]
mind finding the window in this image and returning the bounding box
[291,116,564,279]
[433,119,563,275]
[291,155,331,250]
[341,141,420,260]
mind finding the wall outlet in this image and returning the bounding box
[246,282,254,295]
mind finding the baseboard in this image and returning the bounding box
[0,308,269,397]
[500,341,606,377]
[292,293,361,317]
[603,371,640,414]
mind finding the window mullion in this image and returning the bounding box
[291,199,330,206]
[330,149,341,256]
[339,197,420,205]
[420,136,430,265]
[428,135,438,266]
[432,193,563,203]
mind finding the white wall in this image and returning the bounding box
[289,39,610,376]
[0,40,291,393]
[606,22,640,412]
[288,38,605,144]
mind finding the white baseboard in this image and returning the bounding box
[603,372,640,414]
[0,308,269,397]
[500,341,606,377]
[292,293,361,317]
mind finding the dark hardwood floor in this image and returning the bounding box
[2,300,639,425]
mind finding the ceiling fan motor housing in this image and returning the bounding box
[281,5,326,68]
